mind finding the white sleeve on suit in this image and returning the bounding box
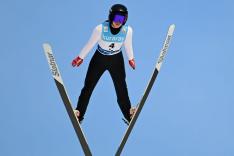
[123,26,134,60]
[78,25,102,59]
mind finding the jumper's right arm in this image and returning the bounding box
[72,25,102,67]
[78,25,102,59]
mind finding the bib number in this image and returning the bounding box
[109,43,115,50]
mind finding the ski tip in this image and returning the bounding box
[170,24,175,31]
[170,24,175,28]
[42,43,51,49]
[168,24,175,35]
[42,43,53,54]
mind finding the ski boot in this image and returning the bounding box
[74,109,84,124]
[122,107,137,125]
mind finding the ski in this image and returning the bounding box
[43,43,92,156]
[115,24,175,156]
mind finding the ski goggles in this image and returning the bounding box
[113,14,125,24]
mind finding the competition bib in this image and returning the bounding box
[97,21,128,55]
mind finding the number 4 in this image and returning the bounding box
[109,43,115,49]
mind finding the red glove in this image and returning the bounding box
[72,56,83,67]
[129,59,135,70]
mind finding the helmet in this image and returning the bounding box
[109,4,128,25]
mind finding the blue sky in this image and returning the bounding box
[1,0,234,155]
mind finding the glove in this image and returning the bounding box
[72,56,83,67]
[129,59,135,70]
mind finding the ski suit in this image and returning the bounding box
[76,21,134,122]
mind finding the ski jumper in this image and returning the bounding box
[76,21,134,122]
